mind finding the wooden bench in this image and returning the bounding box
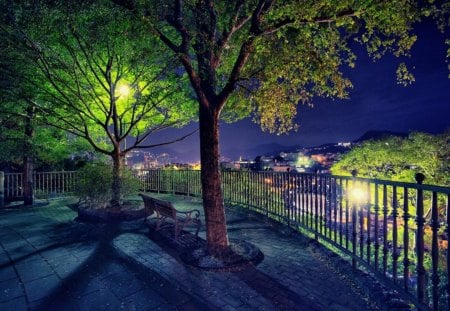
[139,193,201,239]
[140,193,156,222]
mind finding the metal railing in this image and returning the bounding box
[2,168,449,309]
[4,171,78,201]
[137,169,450,310]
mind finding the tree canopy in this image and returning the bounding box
[13,1,197,156]
[136,0,450,132]
[1,0,198,206]
[331,132,450,186]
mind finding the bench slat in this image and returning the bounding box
[139,193,201,239]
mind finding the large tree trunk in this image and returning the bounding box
[23,105,34,206]
[110,150,124,209]
[199,104,229,255]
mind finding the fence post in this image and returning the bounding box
[415,172,426,306]
[351,169,358,269]
[0,171,4,208]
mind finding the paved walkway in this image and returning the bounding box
[0,195,379,311]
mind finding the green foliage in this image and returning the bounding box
[331,132,450,186]
[4,1,197,156]
[138,0,447,135]
[76,162,139,208]
[2,1,198,205]
[0,1,95,170]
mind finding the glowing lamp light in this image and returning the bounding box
[117,84,130,97]
[350,187,366,204]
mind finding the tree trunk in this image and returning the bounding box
[110,150,124,209]
[22,156,33,205]
[199,104,229,255]
[23,105,35,206]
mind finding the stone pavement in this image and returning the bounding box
[0,195,380,311]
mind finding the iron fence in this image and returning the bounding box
[2,168,450,309]
[4,171,78,201]
[137,169,450,310]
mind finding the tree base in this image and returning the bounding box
[72,200,145,223]
[179,238,264,271]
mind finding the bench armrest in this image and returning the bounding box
[176,209,201,220]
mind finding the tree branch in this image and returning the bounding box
[129,128,198,151]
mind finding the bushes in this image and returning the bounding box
[76,162,139,208]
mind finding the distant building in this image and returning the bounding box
[254,156,273,171]
[272,165,291,172]
[221,161,241,170]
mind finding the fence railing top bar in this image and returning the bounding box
[33,171,77,174]
[4,169,449,194]
[217,170,450,193]
[340,175,450,193]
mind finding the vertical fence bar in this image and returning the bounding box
[322,176,327,237]
[351,182,358,269]
[157,170,160,193]
[259,172,263,211]
[295,173,300,224]
[0,171,4,208]
[246,171,250,209]
[392,186,398,283]
[329,177,334,240]
[431,191,440,311]
[345,179,350,250]
[314,173,319,239]
[318,174,323,235]
[447,193,450,309]
[403,187,410,292]
[306,175,310,229]
[46,172,49,195]
[325,176,330,239]
[264,172,268,216]
[301,174,305,226]
[383,184,388,276]
[415,173,426,306]
[359,181,365,261]
[172,170,175,194]
[374,183,380,271]
[339,178,344,246]
[366,182,371,266]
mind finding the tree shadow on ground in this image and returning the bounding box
[145,223,324,310]
[32,223,209,310]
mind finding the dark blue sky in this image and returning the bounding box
[149,21,450,163]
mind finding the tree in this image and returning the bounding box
[0,1,49,204]
[331,132,450,186]
[3,1,197,208]
[112,0,449,255]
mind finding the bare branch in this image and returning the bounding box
[128,128,198,151]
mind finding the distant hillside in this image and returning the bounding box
[354,130,407,143]
[232,130,409,160]
[303,143,351,155]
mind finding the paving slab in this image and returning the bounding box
[0,196,385,310]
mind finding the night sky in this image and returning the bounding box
[148,21,450,163]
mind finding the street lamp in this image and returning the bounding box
[350,187,366,204]
[117,84,130,97]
